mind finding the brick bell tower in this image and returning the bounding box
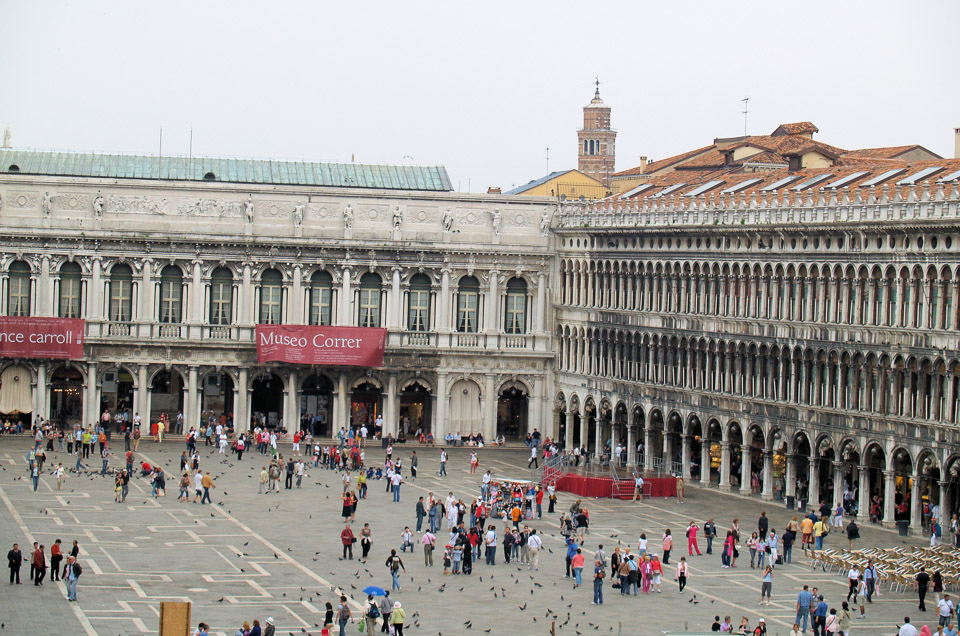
[577,78,616,187]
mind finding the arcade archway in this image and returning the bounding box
[497,385,528,439]
[300,374,334,437]
[351,381,382,431]
[50,366,83,428]
[400,381,431,437]
[251,373,284,429]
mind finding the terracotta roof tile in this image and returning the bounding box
[772,122,819,136]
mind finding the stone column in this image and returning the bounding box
[761,451,775,500]
[237,367,248,432]
[579,414,587,456]
[137,365,148,423]
[36,363,47,420]
[186,366,199,434]
[336,374,349,435]
[383,374,396,438]
[719,442,731,491]
[288,370,299,433]
[38,255,51,316]
[291,265,303,324]
[644,427,655,473]
[858,466,870,521]
[882,471,896,525]
[438,268,451,337]
[594,416,602,461]
[530,377,542,436]
[681,435,692,480]
[740,445,752,495]
[139,258,153,336]
[435,372,448,440]
[85,362,98,426]
[626,425,636,467]
[89,257,102,321]
[485,271,499,347]
[808,457,820,507]
[241,262,252,326]
[939,481,950,529]
[833,462,845,505]
[910,475,922,530]
[700,441,711,486]
[341,266,353,326]
[535,271,547,339]
[483,374,497,442]
[390,266,402,330]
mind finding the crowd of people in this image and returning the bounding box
[10,417,960,635]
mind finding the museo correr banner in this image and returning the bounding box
[0,317,86,359]
[255,325,387,367]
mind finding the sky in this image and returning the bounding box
[1,1,959,193]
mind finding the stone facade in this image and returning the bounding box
[553,184,960,529]
[0,170,555,442]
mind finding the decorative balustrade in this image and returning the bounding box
[106,322,131,336]
[556,182,960,230]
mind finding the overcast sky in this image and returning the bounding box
[2,1,958,192]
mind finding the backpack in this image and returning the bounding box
[367,603,380,619]
[389,557,400,572]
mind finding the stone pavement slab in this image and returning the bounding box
[0,436,943,635]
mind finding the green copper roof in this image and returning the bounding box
[0,149,453,192]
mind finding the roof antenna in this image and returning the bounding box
[189,128,193,160]
[2,127,10,149]
[742,97,750,136]
[545,146,550,174]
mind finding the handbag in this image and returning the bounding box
[357,618,365,632]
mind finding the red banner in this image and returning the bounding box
[0,317,85,359]
[255,325,386,367]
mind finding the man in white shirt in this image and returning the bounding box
[482,470,492,498]
[484,526,497,565]
[192,471,203,503]
[939,595,955,628]
[898,617,918,636]
[342,470,351,492]
[439,450,448,477]
[391,471,403,502]
[359,425,368,448]
[633,473,645,502]
[526,529,543,570]
[528,446,538,468]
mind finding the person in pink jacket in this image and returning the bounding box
[686,521,702,556]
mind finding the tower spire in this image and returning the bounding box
[594,76,601,99]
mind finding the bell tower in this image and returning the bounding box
[577,78,616,187]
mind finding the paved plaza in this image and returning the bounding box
[0,435,941,635]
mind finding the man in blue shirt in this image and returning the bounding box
[814,595,828,636]
[565,536,578,578]
[795,585,813,632]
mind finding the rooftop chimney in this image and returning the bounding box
[487,187,502,194]
[955,127,960,159]
[639,156,648,174]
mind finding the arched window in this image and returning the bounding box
[159,265,183,324]
[407,273,431,332]
[209,267,233,325]
[358,273,382,327]
[504,277,527,334]
[7,261,31,317]
[109,263,133,322]
[457,276,480,333]
[259,269,283,324]
[308,270,333,326]
[59,262,82,318]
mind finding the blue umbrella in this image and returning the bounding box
[363,586,388,596]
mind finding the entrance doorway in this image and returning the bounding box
[497,385,528,439]
[150,370,185,426]
[351,382,381,433]
[101,368,134,417]
[202,373,235,424]
[399,382,431,438]
[301,374,334,437]
[251,373,284,429]
[50,367,83,428]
